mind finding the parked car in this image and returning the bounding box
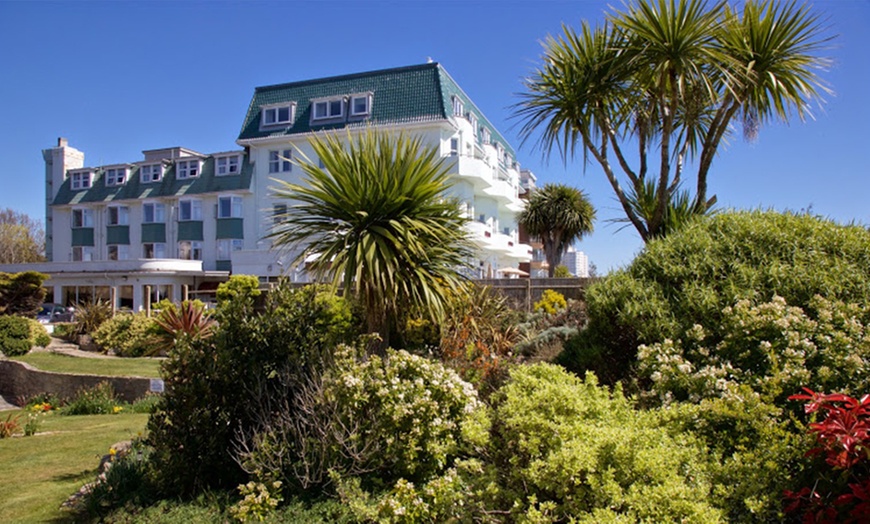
[36,303,74,324]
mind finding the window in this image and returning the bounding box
[107,206,129,226]
[107,244,129,261]
[140,164,163,183]
[70,171,92,190]
[178,199,202,221]
[178,241,203,261]
[72,208,94,228]
[104,168,127,187]
[72,246,95,262]
[313,98,344,120]
[468,113,478,137]
[452,96,464,117]
[450,138,459,156]
[177,159,200,179]
[142,202,165,223]
[481,127,491,145]
[143,243,166,259]
[262,103,295,127]
[350,94,371,116]
[269,150,292,173]
[218,195,243,219]
[273,203,287,225]
[217,239,243,260]
[216,155,240,176]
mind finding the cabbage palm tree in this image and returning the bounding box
[519,183,595,278]
[517,0,831,242]
[270,129,473,348]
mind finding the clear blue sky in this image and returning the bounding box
[1,0,867,273]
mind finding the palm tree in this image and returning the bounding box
[516,0,831,242]
[519,183,595,278]
[270,129,474,348]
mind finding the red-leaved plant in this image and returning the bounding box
[785,388,870,523]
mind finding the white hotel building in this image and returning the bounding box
[4,63,532,310]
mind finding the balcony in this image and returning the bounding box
[0,259,208,276]
[445,154,494,190]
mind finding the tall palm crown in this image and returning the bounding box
[516,0,832,242]
[519,183,595,278]
[270,129,473,346]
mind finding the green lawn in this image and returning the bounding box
[0,411,150,523]
[11,353,163,379]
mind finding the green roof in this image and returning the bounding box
[53,155,253,206]
[237,62,515,156]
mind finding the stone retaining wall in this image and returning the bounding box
[0,359,156,405]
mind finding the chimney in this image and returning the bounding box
[58,137,68,147]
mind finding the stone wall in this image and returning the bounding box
[0,359,156,406]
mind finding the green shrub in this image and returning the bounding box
[488,364,722,523]
[28,318,51,347]
[567,211,870,385]
[238,346,487,492]
[216,274,261,304]
[0,315,35,356]
[93,312,160,357]
[62,381,122,415]
[533,289,567,315]
[147,282,359,496]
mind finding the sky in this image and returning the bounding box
[0,0,868,273]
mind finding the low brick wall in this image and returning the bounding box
[0,359,155,406]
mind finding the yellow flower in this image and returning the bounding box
[113,406,123,414]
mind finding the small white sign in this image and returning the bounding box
[149,379,165,393]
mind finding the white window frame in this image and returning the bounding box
[272,203,287,225]
[176,159,200,179]
[269,150,292,173]
[104,167,127,187]
[72,208,94,228]
[140,164,163,184]
[178,199,203,221]
[107,244,129,261]
[178,241,203,261]
[217,239,243,260]
[142,202,165,224]
[450,137,459,156]
[70,171,92,190]
[218,195,243,219]
[261,103,296,127]
[350,94,372,116]
[452,96,464,117]
[312,98,344,121]
[72,246,95,262]
[216,155,241,176]
[107,205,129,226]
[142,243,166,259]
[468,113,478,136]
[481,127,491,145]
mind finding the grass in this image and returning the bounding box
[11,353,162,379]
[0,411,149,523]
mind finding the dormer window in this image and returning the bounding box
[216,155,241,176]
[104,167,127,187]
[350,94,372,117]
[177,159,200,180]
[69,170,92,190]
[481,127,491,145]
[261,103,296,127]
[452,96,464,117]
[468,113,478,134]
[312,98,344,121]
[140,164,163,184]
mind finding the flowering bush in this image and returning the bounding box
[533,289,567,315]
[238,346,487,493]
[785,389,870,523]
[638,296,870,407]
[230,481,283,522]
[92,311,161,357]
